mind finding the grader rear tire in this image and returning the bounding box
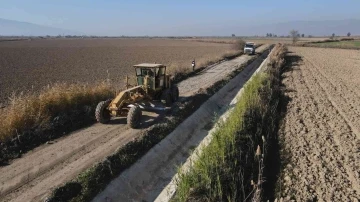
[162,90,172,107]
[127,105,142,128]
[95,100,111,123]
[171,85,179,102]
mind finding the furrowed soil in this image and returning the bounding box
[0,38,235,104]
[0,45,269,202]
[279,47,360,201]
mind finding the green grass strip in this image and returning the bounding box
[173,44,286,202]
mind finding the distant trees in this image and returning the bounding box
[232,34,236,37]
[330,33,335,39]
[301,34,305,37]
[290,30,299,44]
[308,35,313,38]
[266,33,278,37]
[347,32,351,37]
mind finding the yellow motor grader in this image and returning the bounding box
[95,63,179,128]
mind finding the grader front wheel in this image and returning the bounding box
[127,105,142,128]
[95,100,111,123]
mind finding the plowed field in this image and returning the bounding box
[0,38,234,104]
[280,47,360,201]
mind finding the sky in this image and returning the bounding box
[0,0,360,36]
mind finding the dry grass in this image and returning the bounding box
[167,49,242,76]
[167,39,245,76]
[268,44,287,68]
[232,39,246,51]
[0,82,113,142]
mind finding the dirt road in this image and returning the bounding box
[178,47,269,96]
[0,45,269,202]
[280,47,360,201]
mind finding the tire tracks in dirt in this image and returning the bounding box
[178,54,253,97]
[0,124,134,202]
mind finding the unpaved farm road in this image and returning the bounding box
[0,45,269,202]
[279,47,360,201]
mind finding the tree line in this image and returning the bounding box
[267,32,351,39]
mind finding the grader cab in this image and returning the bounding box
[95,63,179,128]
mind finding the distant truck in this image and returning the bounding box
[244,42,256,55]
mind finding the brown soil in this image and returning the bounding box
[279,47,360,201]
[0,38,234,104]
[0,45,269,202]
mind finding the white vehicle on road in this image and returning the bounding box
[244,42,256,55]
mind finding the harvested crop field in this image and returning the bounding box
[182,37,327,44]
[279,47,360,201]
[0,38,236,104]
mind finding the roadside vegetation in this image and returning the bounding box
[169,49,241,79]
[0,82,113,162]
[172,44,287,202]
[170,39,246,78]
